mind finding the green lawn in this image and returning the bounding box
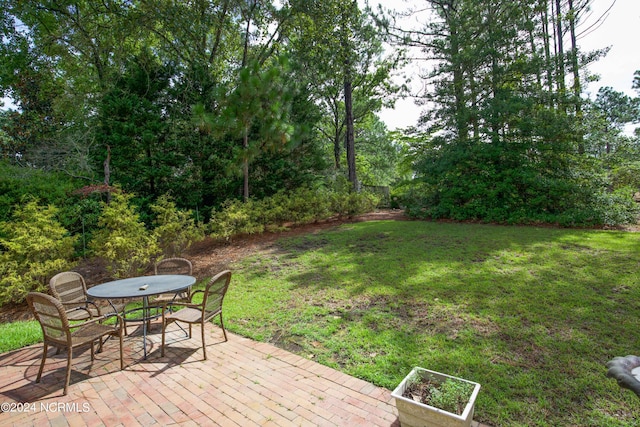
[0,320,41,353]
[4,220,640,425]
[220,220,640,426]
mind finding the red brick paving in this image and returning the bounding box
[0,321,489,426]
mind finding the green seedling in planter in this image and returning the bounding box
[428,378,474,415]
[404,375,474,415]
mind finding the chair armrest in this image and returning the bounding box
[161,301,202,311]
[86,300,101,314]
[65,306,93,318]
[188,289,204,303]
[68,313,123,330]
[62,300,101,318]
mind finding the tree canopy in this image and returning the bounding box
[1,0,638,227]
[0,0,398,215]
[380,0,639,225]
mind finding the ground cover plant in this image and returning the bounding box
[219,220,640,426]
[0,320,41,354]
[402,374,475,415]
[2,219,639,425]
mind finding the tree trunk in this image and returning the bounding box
[540,1,554,105]
[568,0,584,152]
[104,145,111,203]
[334,122,342,170]
[344,77,357,190]
[446,5,468,142]
[341,1,357,190]
[243,127,249,202]
[554,0,566,110]
[240,0,256,202]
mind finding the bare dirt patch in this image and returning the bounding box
[183,209,408,279]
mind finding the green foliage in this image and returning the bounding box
[89,191,159,278]
[57,194,105,257]
[0,201,76,306]
[396,181,433,215]
[0,320,41,353]
[291,0,401,185]
[0,161,79,222]
[208,185,380,240]
[569,188,640,227]
[583,88,640,195]
[355,115,400,186]
[209,199,266,241]
[611,162,640,192]
[224,220,640,426]
[329,189,380,218]
[95,51,175,198]
[423,378,474,415]
[400,130,639,226]
[255,187,332,228]
[389,1,640,227]
[151,195,204,257]
[3,0,396,218]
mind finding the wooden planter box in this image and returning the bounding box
[391,367,481,427]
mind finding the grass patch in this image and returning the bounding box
[220,220,640,426]
[2,220,639,425]
[0,320,42,353]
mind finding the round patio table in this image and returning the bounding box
[87,275,196,359]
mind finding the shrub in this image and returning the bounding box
[400,177,640,227]
[207,184,380,241]
[151,195,205,258]
[89,191,160,278]
[209,199,265,241]
[283,186,332,224]
[0,200,76,305]
[253,192,289,229]
[0,161,79,223]
[330,189,380,217]
[58,194,105,258]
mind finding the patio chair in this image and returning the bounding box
[49,271,125,321]
[151,258,194,308]
[161,270,231,360]
[26,292,124,396]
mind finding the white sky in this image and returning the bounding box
[376,0,640,130]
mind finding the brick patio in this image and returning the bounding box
[0,321,488,426]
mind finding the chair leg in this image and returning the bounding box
[63,347,73,396]
[122,308,128,336]
[219,312,228,341]
[161,320,167,357]
[201,322,207,360]
[36,343,49,383]
[118,331,124,370]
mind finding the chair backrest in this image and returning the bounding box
[202,270,232,318]
[155,258,193,276]
[27,292,70,346]
[49,271,88,306]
